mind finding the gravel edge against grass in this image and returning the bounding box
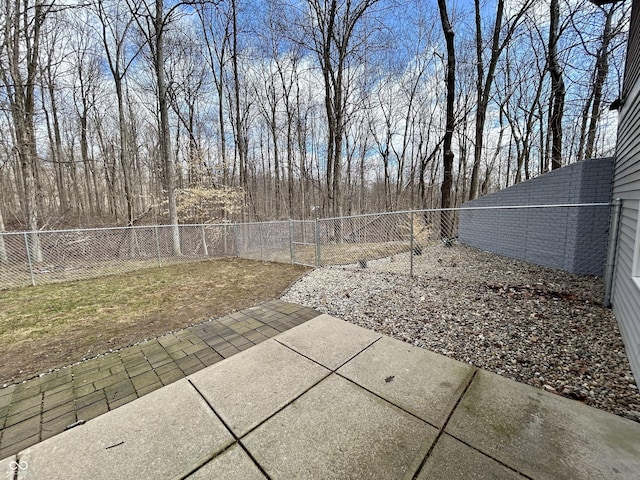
[282,245,640,423]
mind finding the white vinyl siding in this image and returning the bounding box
[635,207,640,280]
[611,0,640,381]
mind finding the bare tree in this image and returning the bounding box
[367,76,396,211]
[165,28,211,188]
[0,198,6,263]
[196,2,232,185]
[300,0,381,218]
[94,0,141,225]
[498,29,547,185]
[69,14,104,217]
[39,15,71,217]
[575,1,628,160]
[436,0,455,239]
[468,0,533,200]
[230,0,249,197]
[126,0,185,254]
[548,0,565,170]
[0,0,53,260]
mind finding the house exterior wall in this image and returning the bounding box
[611,0,640,383]
[458,157,614,275]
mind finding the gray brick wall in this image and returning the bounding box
[458,158,614,275]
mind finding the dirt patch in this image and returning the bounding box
[484,284,599,304]
[0,258,309,384]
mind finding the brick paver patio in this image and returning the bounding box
[0,300,320,459]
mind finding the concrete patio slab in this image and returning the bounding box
[17,380,234,480]
[417,434,527,480]
[446,369,640,480]
[242,374,438,480]
[185,443,266,480]
[189,339,330,437]
[276,313,381,370]
[338,335,475,428]
[3,311,640,480]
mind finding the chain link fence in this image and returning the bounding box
[316,210,456,272]
[235,221,292,264]
[0,224,236,289]
[317,204,611,278]
[0,203,612,289]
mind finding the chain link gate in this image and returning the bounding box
[290,220,317,267]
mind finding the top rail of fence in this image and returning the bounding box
[0,203,611,237]
[0,222,237,236]
[319,203,611,221]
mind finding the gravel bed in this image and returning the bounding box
[282,244,640,423]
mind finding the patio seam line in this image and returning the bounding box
[228,372,332,443]
[273,334,383,373]
[13,453,24,480]
[274,336,455,429]
[185,379,273,480]
[441,432,535,480]
[37,392,43,444]
[174,442,235,480]
[333,371,442,429]
[331,336,384,372]
[410,369,478,480]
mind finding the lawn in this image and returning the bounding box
[0,258,310,384]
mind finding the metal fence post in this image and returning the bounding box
[289,220,294,264]
[154,226,162,266]
[201,225,209,257]
[223,222,228,255]
[604,198,622,307]
[23,232,35,286]
[233,224,239,257]
[410,211,414,277]
[259,224,264,261]
[315,218,321,267]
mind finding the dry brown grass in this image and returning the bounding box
[0,258,309,384]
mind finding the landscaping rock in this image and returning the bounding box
[282,245,640,422]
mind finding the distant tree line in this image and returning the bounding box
[0,0,629,253]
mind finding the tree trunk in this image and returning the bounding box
[115,82,135,226]
[151,0,181,253]
[269,92,281,218]
[41,68,68,216]
[548,0,565,170]
[231,0,247,196]
[79,108,96,216]
[437,0,456,240]
[585,6,614,160]
[1,0,45,261]
[470,0,530,199]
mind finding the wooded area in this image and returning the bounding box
[0,0,629,239]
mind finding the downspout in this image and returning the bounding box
[604,198,622,307]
